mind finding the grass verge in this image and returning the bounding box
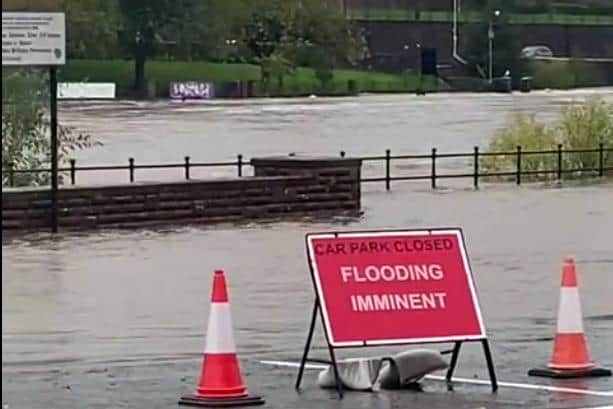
[58,59,441,97]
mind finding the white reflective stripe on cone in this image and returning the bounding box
[556,287,585,334]
[204,302,237,353]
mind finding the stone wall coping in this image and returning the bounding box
[2,175,310,198]
[250,155,362,168]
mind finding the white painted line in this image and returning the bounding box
[424,375,613,397]
[259,360,613,398]
[260,360,327,370]
[574,407,613,409]
[575,406,613,409]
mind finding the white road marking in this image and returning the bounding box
[259,360,613,398]
[575,406,613,409]
[260,360,327,369]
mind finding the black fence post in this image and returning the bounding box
[340,150,346,158]
[385,149,391,191]
[431,148,437,189]
[184,156,190,180]
[129,157,135,183]
[473,146,479,189]
[557,144,563,181]
[516,146,522,186]
[237,154,243,177]
[598,142,604,177]
[8,162,15,187]
[70,159,76,185]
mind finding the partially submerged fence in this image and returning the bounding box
[2,156,362,231]
[3,144,612,191]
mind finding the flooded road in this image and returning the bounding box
[58,88,613,185]
[3,89,613,408]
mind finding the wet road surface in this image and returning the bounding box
[3,90,613,408]
[3,184,613,408]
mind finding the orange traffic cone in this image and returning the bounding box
[179,270,265,407]
[528,257,611,378]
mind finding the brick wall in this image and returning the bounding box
[2,156,363,232]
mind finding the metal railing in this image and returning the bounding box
[3,154,246,187]
[2,144,612,190]
[354,143,612,191]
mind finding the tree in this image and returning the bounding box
[61,0,120,59]
[117,0,171,93]
[117,0,252,91]
[241,1,289,61]
[239,0,359,73]
[168,0,254,62]
[2,70,50,186]
[260,52,294,91]
[2,69,101,187]
[288,0,359,67]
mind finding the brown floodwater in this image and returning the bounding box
[3,89,613,409]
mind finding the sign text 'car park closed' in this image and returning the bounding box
[306,229,486,347]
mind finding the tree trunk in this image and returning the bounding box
[134,55,146,95]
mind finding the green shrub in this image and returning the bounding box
[2,69,101,187]
[481,112,557,180]
[558,97,613,176]
[531,61,576,89]
[482,97,613,181]
[530,60,607,89]
[2,69,50,187]
[315,67,334,90]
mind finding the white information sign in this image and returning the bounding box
[2,12,66,66]
[58,83,116,99]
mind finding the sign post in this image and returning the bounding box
[295,228,497,398]
[2,12,66,233]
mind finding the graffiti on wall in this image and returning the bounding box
[169,82,215,100]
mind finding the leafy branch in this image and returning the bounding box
[2,70,103,188]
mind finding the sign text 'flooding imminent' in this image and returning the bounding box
[306,229,486,347]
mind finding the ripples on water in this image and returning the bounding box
[59,88,613,186]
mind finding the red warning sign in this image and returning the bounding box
[306,229,486,347]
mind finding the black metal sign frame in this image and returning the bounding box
[294,228,498,399]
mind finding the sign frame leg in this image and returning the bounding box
[445,341,462,391]
[294,299,344,399]
[445,340,498,393]
[481,339,498,392]
[326,341,344,399]
[295,300,319,391]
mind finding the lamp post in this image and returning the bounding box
[416,42,423,94]
[488,9,501,84]
[452,0,467,64]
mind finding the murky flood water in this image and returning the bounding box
[3,89,613,409]
[58,88,613,185]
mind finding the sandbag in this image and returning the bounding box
[376,349,449,389]
[317,357,384,391]
[316,349,449,392]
